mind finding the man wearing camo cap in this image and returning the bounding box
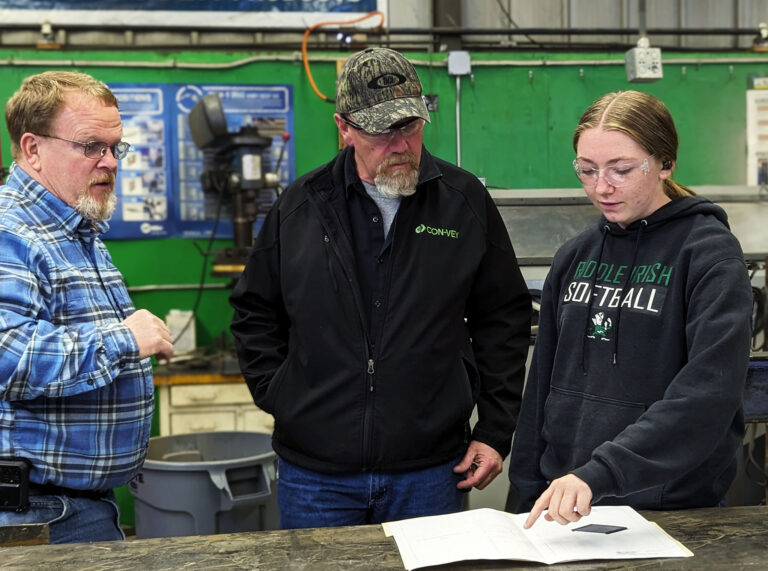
[230,47,531,528]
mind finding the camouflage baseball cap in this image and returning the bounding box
[336,47,430,134]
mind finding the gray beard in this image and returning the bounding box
[76,190,117,222]
[374,167,418,199]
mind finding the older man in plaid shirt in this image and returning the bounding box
[0,71,174,543]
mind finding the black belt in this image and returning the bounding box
[29,483,110,500]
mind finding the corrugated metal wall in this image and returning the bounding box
[4,1,768,50]
[412,0,768,50]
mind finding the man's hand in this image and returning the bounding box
[123,309,175,360]
[523,474,592,528]
[453,441,504,491]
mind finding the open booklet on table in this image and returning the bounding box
[381,506,692,570]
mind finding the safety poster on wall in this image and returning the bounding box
[746,86,768,187]
[108,83,294,240]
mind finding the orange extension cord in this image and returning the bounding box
[301,10,386,103]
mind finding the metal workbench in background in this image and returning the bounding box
[491,185,768,272]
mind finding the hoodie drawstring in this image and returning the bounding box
[580,219,647,373]
[612,219,647,365]
[580,224,610,374]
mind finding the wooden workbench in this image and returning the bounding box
[2,506,767,570]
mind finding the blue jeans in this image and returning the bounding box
[0,491,123,544]
[277,457,466,529]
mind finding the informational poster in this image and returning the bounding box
[113,86,173,238]
[746,88,768,186]
[174,84,294,239]
[0,0,381,28]
[109,83,294,240]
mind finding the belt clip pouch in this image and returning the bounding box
[0,459,30,512]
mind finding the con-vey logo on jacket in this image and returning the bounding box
[414,224,460,239]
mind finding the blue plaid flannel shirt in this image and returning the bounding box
[0,165,154,490]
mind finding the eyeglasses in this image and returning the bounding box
[342,116,425,142]
[573,156,651,188]
[35,133,133,161]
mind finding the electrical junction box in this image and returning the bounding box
[625,45,663,82]
[447,51,472,76]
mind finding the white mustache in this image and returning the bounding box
[89,173,116,188]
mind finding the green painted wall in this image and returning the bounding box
[1,47,767,527]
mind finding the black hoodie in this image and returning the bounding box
[508,196,753,511]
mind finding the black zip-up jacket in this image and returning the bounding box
[230,146,531,473]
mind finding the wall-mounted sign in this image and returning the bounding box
[746,89,768,186]
[0,0,381,28]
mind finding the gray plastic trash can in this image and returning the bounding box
[129,431,278,538]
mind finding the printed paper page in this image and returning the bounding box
[515,505,694,563]
[385,508,548,570]
[384,506,692,570]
